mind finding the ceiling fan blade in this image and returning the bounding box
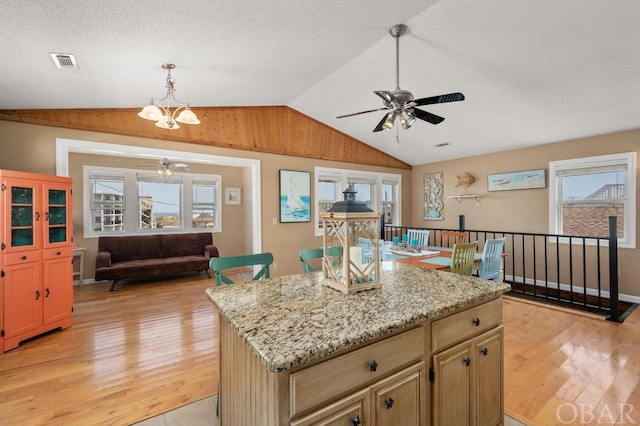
[336,107,389,119]
[373,113,390,132]
[374,90,394,104]
[412,108,445,125]
[414,92,465,106]
[173,163,190,171]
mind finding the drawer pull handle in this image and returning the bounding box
[472,317,480,326]
[385,397,395,409]
[369,360,378,372]
[351,415,361,425]
[46,288,50,298]
[45,212,50,221]
[35,290,40,301]
[481,347,488,356]
[36,211,40,221]
[22,255,27,260]
[56,251,61,255]
[463,357,471,367]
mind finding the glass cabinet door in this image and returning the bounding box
[6,180,40,250]
[44,186,70,246]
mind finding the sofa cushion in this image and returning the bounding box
[161,232,213,258]
[98,235,163,264]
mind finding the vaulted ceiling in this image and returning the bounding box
[1,0,639,166]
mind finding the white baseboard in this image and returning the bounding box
[504,274,640,305]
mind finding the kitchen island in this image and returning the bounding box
[206,262,510,425]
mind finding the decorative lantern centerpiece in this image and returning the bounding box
[320,186,380,294]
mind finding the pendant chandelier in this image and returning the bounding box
[138,63,200,130]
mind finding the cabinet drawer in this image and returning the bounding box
[432,298,502,352]
[43,246,73,260]
[290,325,425,417]
[4,249,41,265]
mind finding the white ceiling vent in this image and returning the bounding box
[50,53,79,69]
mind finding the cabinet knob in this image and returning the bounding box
[56,251,61,255]
[463,357,471,367]
[472,317,480,326]
[46,288,50,298]
[481,347,488,356]
[385,397,395,409]
[369,360,378,372]
[36,211,40,221]
[45,212,50,221]
[22,255,27,260]
[35,290,40,300]
[351,415,361,425]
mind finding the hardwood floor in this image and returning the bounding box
[0,274,219,426]
[503,296,640,425]
[1,275,639,425]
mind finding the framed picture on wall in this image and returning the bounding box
[225,186,241,205]
[488,169,546,191]
[279,169,311,223]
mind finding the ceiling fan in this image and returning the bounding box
[137,158,190,177]
[336,24,465,132]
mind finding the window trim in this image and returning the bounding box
[83,165,222,237]
[314,166,402,236]
[548,152,636,248]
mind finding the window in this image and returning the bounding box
[90,175,125,232]
[315,167,401,235]
[84,166,222,236]
[549,152,636,248]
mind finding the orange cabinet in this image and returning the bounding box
[1,170,74,352]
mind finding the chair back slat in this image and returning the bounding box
[407,229,430,247]
[209,253,274,286]
[356,237,376,263]
[440,231,467,248]
[478,238,506,281]
[450,241,478,276]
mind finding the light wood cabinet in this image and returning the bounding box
[293,362,425,426]
[215,296,504,426]
[1,170,74,352]
[431,299,504,426]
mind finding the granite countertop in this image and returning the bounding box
[206,263,510,372]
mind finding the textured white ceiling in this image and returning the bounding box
[1,0,639,166]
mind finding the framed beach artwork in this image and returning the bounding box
[279,170,311,223]
[225,187,241,205]
[487,169,546,191]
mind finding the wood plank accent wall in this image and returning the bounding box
[0,106,412,170]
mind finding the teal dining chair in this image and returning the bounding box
[299,246,343,273]
[478,238,506,281]
[407,229,430,247]
[449,241,478,276]
[209,252,274,286]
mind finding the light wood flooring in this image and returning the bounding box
[1,275,639,425]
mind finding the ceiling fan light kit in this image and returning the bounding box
[337,24,465,135]
[138,63,201,130]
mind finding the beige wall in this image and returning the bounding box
[0,120,412,279]
[410,129,639,298]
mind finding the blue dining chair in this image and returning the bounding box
[407,229,430,247]
[209,252,274,286]
[299,246,343,273]
[356,237,376,263]
[478,238,506,281]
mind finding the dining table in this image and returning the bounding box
[381,244,482,271]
